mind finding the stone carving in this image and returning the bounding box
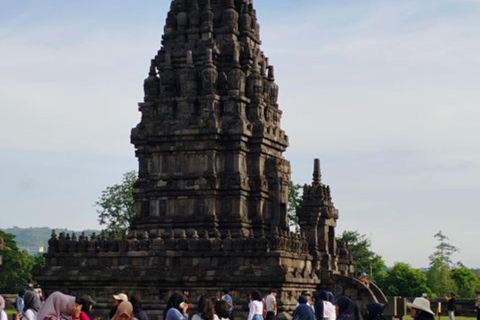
[201,49,218,95]
[144,60,160,102]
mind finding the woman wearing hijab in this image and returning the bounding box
[335,297,355,320]
[36,292,76,320]
[21,291,43,320]
[292,296,315,320]
[247,291,263,320]
[408,297,434,320]
[111,302,138,320]
[365,303,386,320]
[163,293,188,320]
[1,296,8,320]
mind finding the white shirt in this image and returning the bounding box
[247,301,263,320]
[323,301,336,320]
[265,294,277,314]
[21,310,37,320]
[1,310,8,320]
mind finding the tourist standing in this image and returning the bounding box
[292,296,315,320]
[111,302,138,320]
[192,296,216,320]
[408,297,435,320]
[313,292,325,320]
[221,289,234,320]
[445,292,456,320]
[110,294,129,320]
[129,296,147,320]
[37,291,76,320]
[1,296,8,320]
[265,290,278,319]
[77,296,96,320]
[336,296,355,320]
[21,290,43,320]
[365,303,386,320]
[163,293,189,320]
[247,290,263,320]
[214,300,230,320]
[16,291,26,314]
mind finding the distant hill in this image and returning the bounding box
[1,227,100,253]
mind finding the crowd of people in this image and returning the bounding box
[1,287,478,320]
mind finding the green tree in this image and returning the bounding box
[288,182,302,231]
[427,231,458,296]
[451,264,480,298]
[95,171,137,239]
[0,230,35,293]
[338,230,386,283]
[381,262,431,297]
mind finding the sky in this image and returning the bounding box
[1,0,479,269]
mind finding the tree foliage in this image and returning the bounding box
[381,262,431,297]
[338,230,386,283]
[288,182,302,231]
[0,230,35,293]
[451,264,480,298]
[96,171,137,239]
[427,231,458,296]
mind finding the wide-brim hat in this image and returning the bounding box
[113,293,129,302]
[407,297,434,315]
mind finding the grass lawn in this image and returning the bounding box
[6,309,16,319]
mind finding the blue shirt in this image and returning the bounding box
[166,308,187,320]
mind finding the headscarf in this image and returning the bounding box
[24,291,43,313]
[37,292,76,320]
[163,293,187,320]
[0,295,5,312]
[336,297,355,320]
[112,302,134,320]
[366,303,386,320]
[326,292,335,304]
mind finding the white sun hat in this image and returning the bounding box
[408,297,435,315]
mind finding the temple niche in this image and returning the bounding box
[36,0,387,319]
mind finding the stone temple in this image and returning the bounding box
[36,0,386,318]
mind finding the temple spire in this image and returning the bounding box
[313,158,322,185]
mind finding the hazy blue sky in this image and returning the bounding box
[1,0,479,268]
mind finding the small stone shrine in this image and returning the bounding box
[36,0,386,318]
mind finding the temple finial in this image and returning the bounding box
[313,158,322,184]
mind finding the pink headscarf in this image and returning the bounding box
[37,292,76,320]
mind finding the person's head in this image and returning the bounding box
[228,289,235,295]
[164,292,188,320]
[265,311,275,320]
[298,295,307,305]
[301,291,312,303]
[250,290,262,302]
[408,297,434,319]
[37,291,76,320]
[23,290,42,313]
[130,295,142,313]
[215,300,230,319]
[112,302,134,320]
[19,290,26,298]
[197,296,215,319]
[113,294,129,306]
[270,289,278,297]
[336,296,354,317]
[366,303,384,320]
[77,295,96,314]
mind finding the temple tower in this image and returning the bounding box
[37,1,387,318]
[131,0,290,238]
